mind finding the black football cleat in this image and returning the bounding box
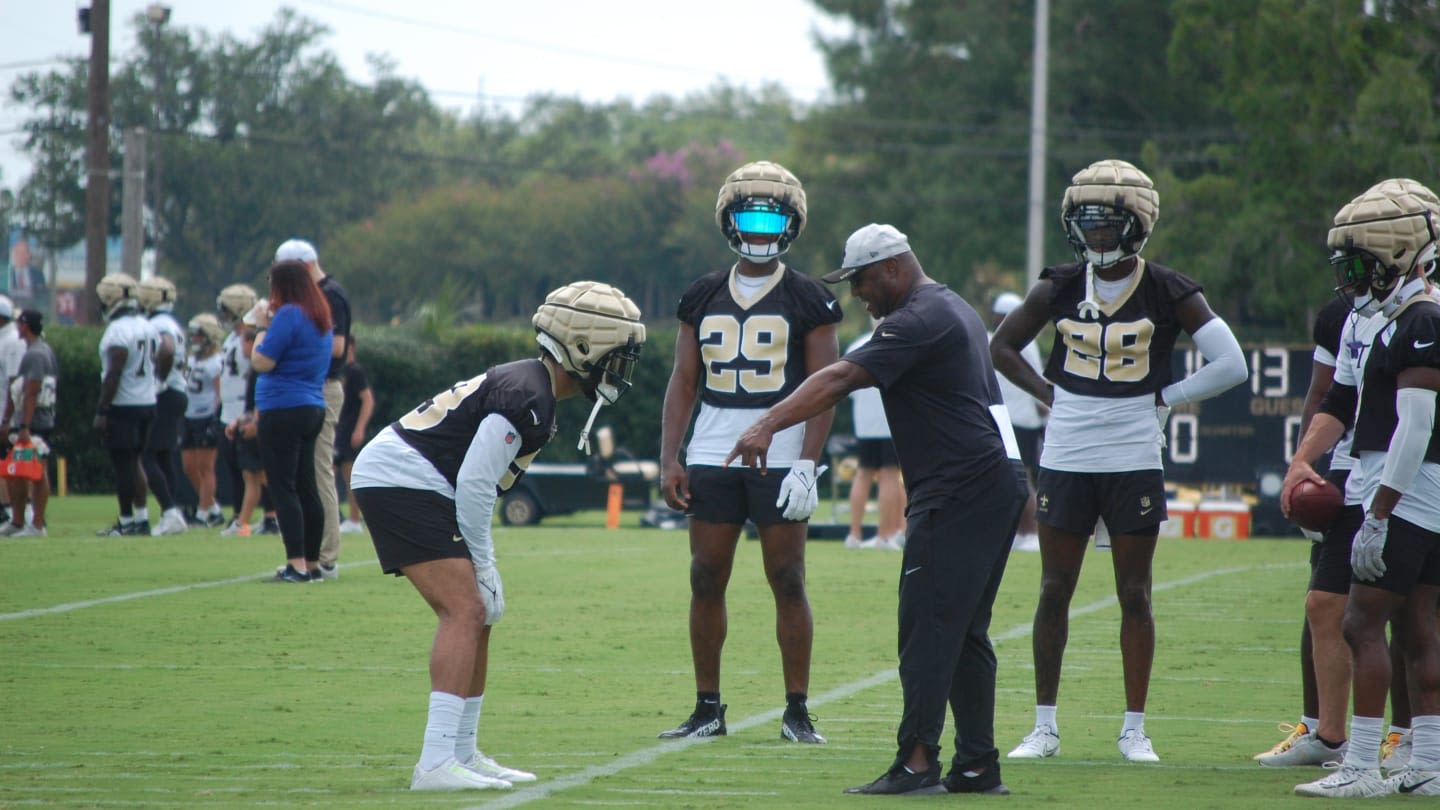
[780,706,827,744]
[943,766,1011,795]
[843,764,944,795]
[657,703,727,739]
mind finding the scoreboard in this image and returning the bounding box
[1164,344,1314,485]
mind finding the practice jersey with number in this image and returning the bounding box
[185,352,223,419]
[99,313,160,406]
[218,330,252,423]
[150,311,188,392]
[1312,296,1359,475]
[1039,260,1200,473]
[678,264,841,466]
[1352,298,1440,531]
[388,358,557,492]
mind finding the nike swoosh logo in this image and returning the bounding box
[1415,340,1435,349]
[826,300,838,311]
[1401,777,1438,794]
[881,332,896,338]
[904,566,922,575]
[1140,507,1154,515]
[452,535,464,543]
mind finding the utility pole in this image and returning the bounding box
[121,128,146,277]
[1024,0,1051,288]
[82,0,111,325]
[146,4,171,277]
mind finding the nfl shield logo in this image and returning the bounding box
[505,432,517,444]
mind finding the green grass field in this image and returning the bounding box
[1,497,1364,808]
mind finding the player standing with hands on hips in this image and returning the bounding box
[350,282,645,791]
[658,161,841,744]
[991,159,1247,762]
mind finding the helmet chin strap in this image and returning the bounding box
[577,398,605,453]
[1078,264,1102,320]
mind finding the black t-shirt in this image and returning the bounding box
[1353,299,1440,462]
[844,283,1012,513]
[1040,260,1201,398]
[337,361,370,433]
[319,275,352,379]
[1313,296,1352,360]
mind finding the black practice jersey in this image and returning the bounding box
[677,265,842,410]
[1041,260,1202,398]
[392,359,557,490]
[1314,296,1353,361]
[1353,299,1440,462]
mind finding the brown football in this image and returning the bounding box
[1290,479,1344,533]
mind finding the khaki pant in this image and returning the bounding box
[317,378,343,566]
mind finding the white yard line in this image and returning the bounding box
[465,560,1305,809]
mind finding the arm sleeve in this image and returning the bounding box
[455,413,523,568]
[1318,383,1359,430]
[1160,317,1247,406]
[1380,387,1437,494]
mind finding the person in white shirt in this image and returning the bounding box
[990,292,1049,551]
[843,323,906,550]
[93,273,161,536]
[0,295,28,523]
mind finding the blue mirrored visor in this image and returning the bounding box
[732,209,792,236]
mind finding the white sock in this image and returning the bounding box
[1343,715,1384,769]
[1390,723,1411,736]
[164,507,184,520]
[1123,711,1145,734]
[134,507,149,522]
[120,515,135,526]
[1035,705,1057,732]
[1301,715,1320,732]
[455,695,484,761]
[1408,715,1440,769]
[419,691,465,771]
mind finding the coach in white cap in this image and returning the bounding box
[733,223,1026,797]
[274,239,352,580]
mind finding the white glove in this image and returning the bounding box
[775,460,826,521]
[1156,405,1172,449]
[1351,515,1389,582]
[1301,527,1323,543]
[474,562,506,625]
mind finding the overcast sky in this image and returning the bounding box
[0,0,845,186]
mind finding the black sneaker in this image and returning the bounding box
[273,565,311,583]
[943,766,1010,795]
[123,520,152,536]
[257,517,281,535]
[203,512,228,528]
[657,703,727,738]
[843,764,944,795]
[97,521,126,537]
[781,706,827,744]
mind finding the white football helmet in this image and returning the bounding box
[715,161,807,261]
[533,281,646,452]
[188,312,225,352]
[138,276,178,314]
[96,273,141,320]
[1061,159,1160,268]
[216,284,258,323]
[1328,188,1439,316]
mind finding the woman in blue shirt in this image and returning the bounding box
[249,260,333,582]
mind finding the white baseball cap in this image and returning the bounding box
[992,292,1024,315]
[822,224,911,283]
[274,239,318,263]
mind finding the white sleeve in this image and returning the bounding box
[1313,345,1337,368]
[1161,317,1248,406]
[1334,320,1360,387]
[1380,387,1437,495]
[455,413,523,568]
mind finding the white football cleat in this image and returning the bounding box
[411,757,512,791]
[151,509,189,536]
[1118,729,1159,762]
[462,751,537,783]
[1007,725,1060,758]
[1295,765,1391,798]
[1386,767,1440,795]
[1257,732,1344,767]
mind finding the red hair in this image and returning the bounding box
[267,260,332,334]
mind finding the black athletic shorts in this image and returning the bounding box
[1357,514,1440,595]
[1310,504,1363,595]
[103,405,154,451]
[1013,426,1043,476]
[1034,467,1166,537]
[145,388,187,451]
[856,438,899,470]
[354,486,469,575]
[686,465,799,527]
[182,418,222,450]
[235,435,264,473]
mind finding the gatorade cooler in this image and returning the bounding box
[1159,500,1196,539]
[1196,501,1251,540]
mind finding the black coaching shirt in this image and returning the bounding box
[1041,260,1201,398]
[844,284,1017,513]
